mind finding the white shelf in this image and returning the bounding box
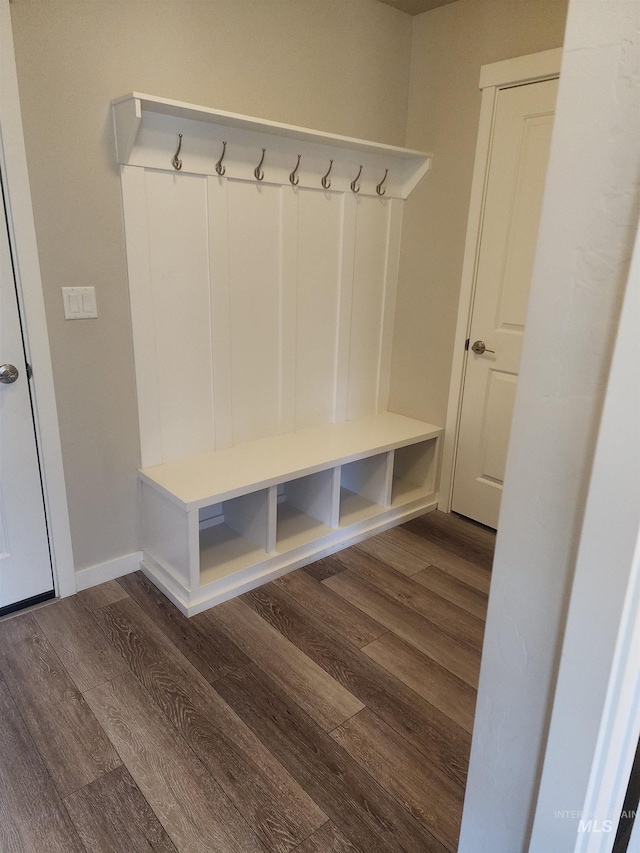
[111,93,431,199]
[140,412,440,510]
[199,524,267,585]
[339,488,384,527]
[390,478,431,507]
[276,503,333,552]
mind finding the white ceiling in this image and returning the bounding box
[376,0,458,15]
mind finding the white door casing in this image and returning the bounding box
[0,167,53,610]
[0,0,75,600]
[439,49,562,528]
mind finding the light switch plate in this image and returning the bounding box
[62,286,97,320]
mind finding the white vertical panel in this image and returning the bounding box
[121,166,162,467]
[0,485,8,555]
[295,189,342,430]
[377,199,403,412]
[280,188,298,435]
[207,176,233,450]
[227,181,281,444]
[347,196,390,420]
[144,170,213,463]
[266,486,278,554]
[334,194,357,422]
[141,482,190,584]
[187,509,200,592]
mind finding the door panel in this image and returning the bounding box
[0,165,53,612]
[452,79,558,528]
[479,370,518,485]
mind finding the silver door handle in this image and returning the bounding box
[471,341,495,355]
[0,364,19,384]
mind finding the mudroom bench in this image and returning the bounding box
[139,412,442,615]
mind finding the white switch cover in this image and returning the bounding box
[62,287,97,319]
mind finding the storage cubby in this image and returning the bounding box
[275,470,336,552]
[339,453,391,526]
[139,412,442,615]
[391,439,438,506]
[199,489,270,585]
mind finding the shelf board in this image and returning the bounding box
[140,412,442,511]
[199,523,267,585]
[112,91,430,161]
[111,93,431,198]
[391,477,431,507]
[339,488,384,527]
[276,503,334,552]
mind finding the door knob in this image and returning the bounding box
[0,364,19,384]
[471,341,495,356]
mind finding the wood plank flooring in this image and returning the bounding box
[0,510,494,852]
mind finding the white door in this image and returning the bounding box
[452,78,558,529]
[0,165,54,613]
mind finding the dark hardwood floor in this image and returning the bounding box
[0,510,494,852]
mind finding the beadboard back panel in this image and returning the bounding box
[122,168,403,468]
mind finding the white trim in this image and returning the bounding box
[527,219,640,852]
[0,1,75,597]
[439,48,562,515]
[577,534,640,853]
[75,551,143,592]
[479,48,563,91]
[539,218,640,853]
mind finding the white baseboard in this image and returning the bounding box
[74,551,143,592]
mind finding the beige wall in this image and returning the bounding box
[10,0,412,572]
[389,0,568,426]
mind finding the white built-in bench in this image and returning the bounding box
[139,412,442,615]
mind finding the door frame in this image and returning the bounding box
[438,48,563,516]
[527,216,640,852]
[0,0,75,598]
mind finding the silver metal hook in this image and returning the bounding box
[376,168,389,197]
[215,141,227,176]
[321,159,333,190]
[254,148,266,181]
[289,154,301,186]
[351,164,363,194]
[171,133,183,171]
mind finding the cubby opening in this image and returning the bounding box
[339,454,390,526]
[391,440,437,506]
[199,489,269,585]
[276,470,335,551]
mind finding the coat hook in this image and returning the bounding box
[215,141,227,176]
[289,154,301,186]
[171,133,183,171]
[254,148,266,181]
[376,168,389,197]
[321,159,333,190]
[351,164,363,194]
